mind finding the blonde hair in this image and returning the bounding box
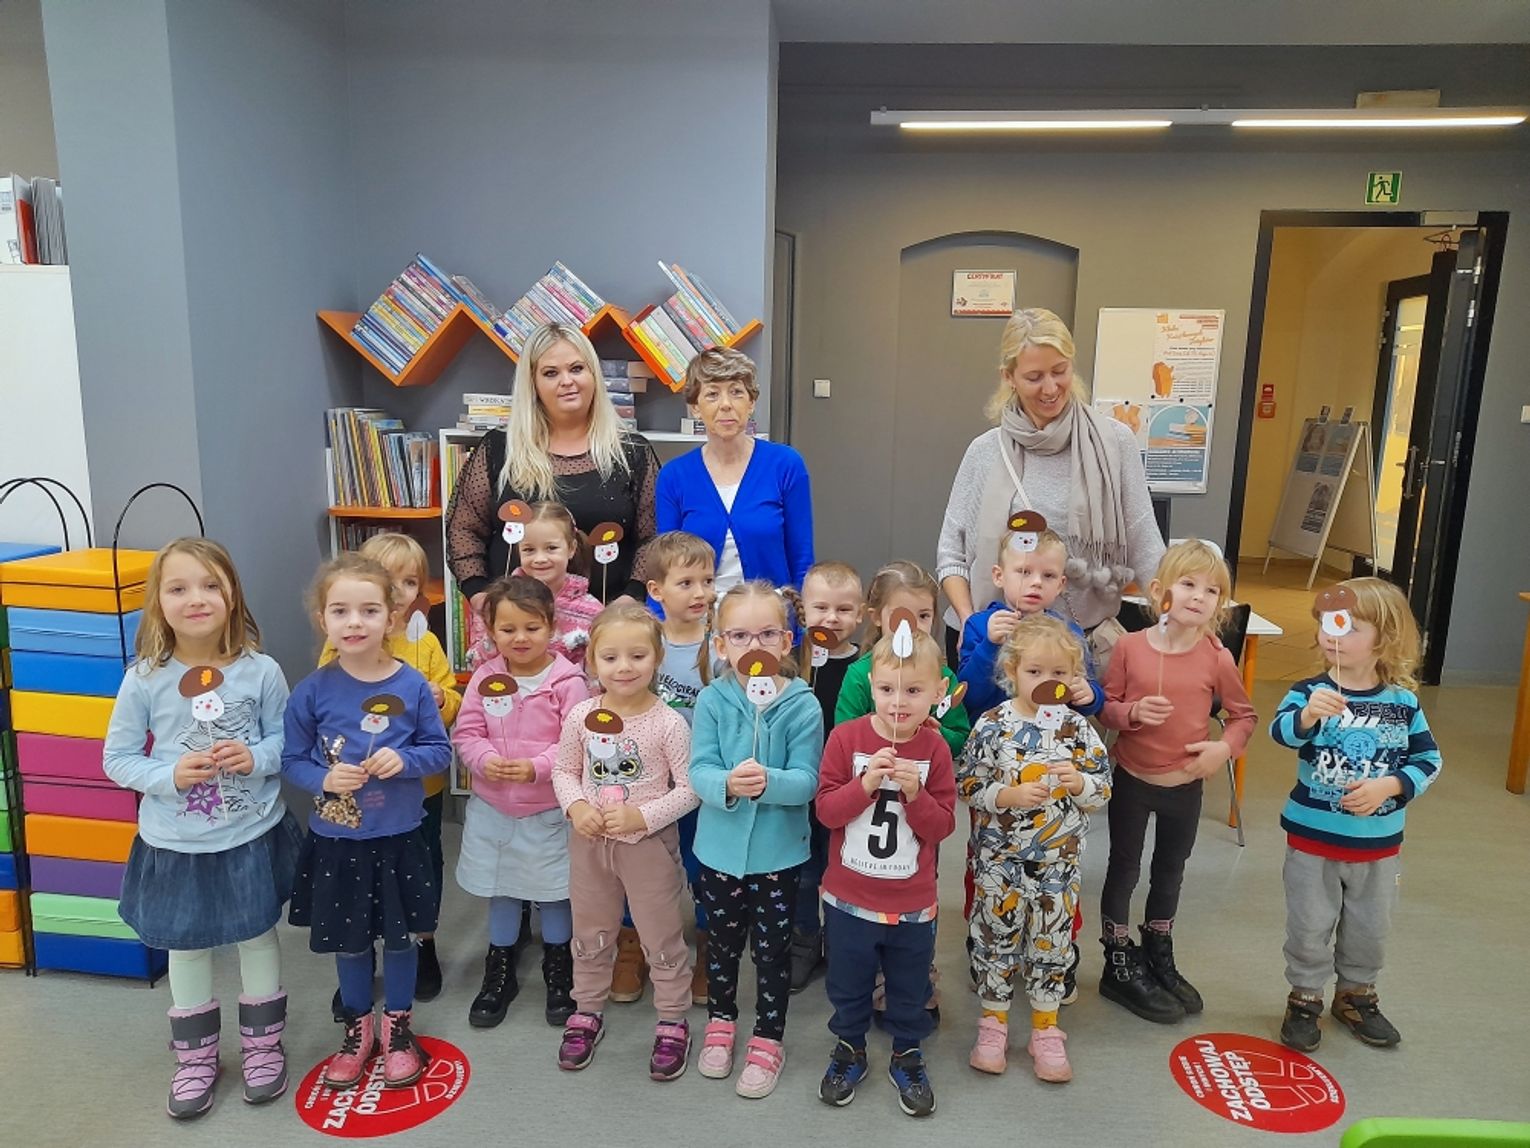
[864,560,939,650]
[997,613,1084,695]
[135,538,261,670]
[683,347,759,406]
[647,531,716,583]
[995,527,1069,567]
[715,580,802,680]
[501,323,630,501]
[868,628,944,682]
[985,307,1092,423]
[803,560,863,596]
[358,532,428,581]
[1319,577,1422,690]
[1147,539,1233,639]
[586,601,665,692]
[307,554,396,627]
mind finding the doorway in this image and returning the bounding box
[1226,212,1505,685]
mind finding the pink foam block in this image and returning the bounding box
[16,732,109,783]
[22,776,138,822]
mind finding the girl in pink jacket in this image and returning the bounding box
[454,576,590,1030]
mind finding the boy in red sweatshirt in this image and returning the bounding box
[814,626,956,1119]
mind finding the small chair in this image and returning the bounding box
[1341,1118,1530,1147]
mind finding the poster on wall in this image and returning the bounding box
[1093,308,1226,494]
[951,270,1016,317]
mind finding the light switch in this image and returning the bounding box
[1522,404,1530,424]
[813,378,831,399]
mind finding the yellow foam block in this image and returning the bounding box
[0,548,154,613]
[0,927,22,967]
[25,813,137,863]
[0,891,17,932]
[11,691,115,739]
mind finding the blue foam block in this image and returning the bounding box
[6,608,141,657]
[0,543,62,564]
[10,651,128,697]
[0,852,18,890]
[33,932,167,979]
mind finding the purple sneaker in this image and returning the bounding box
[649,1019,691,1082]
[558,1012,604,1071]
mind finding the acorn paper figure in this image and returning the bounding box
[499,499,532,546]
[590,521,624,599]
[314,734,362,829]
[1007,510,1049,553]
[404,600,430,643]
[889,607,917,660]
[935,680,967,721]
[808,626,836,670]
[360,693,405,762]
[1031,679,1071,750]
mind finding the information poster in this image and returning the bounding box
[1143,402,1212,488]
[951,270,1016,317]
[1319,423,1355,478]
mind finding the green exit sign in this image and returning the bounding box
[1366,171,1403,205]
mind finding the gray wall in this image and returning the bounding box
[44,0,360,671]
[0,0,58,176]
[778,43,1530,681]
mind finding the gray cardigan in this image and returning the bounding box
[935,422,1166,631]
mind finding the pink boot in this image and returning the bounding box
[380,1010,429,1089]
[238,991,289,1104]
[167,1000,221,1120]
[323,1011,377,1090]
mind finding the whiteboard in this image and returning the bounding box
[1091,307,1225,495]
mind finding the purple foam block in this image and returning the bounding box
[30,856,127,899]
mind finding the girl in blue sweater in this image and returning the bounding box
[688,581,825,1098]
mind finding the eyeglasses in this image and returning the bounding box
[722,628,786,647]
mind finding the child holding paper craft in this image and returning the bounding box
[957,614,1111,1082]
[1097,539,1255,1024]
[283,555,452,1091]
[104,538,301,1120]
[957,514,1102,720]
[453,576,590,1029]
[551,602,698,1080]
[646,530,721,1006]
[815,625,956,1118]
[688,581,824,1098]
[319,532,460,1003]
[1272,578,1440,1053]
[791,560,866,990]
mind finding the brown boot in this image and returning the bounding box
[691,929,709,1007]
[610,926,648,1003]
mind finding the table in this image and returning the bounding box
[1508,592,1530,794]
[1231,608,1284,827]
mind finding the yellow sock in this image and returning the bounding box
[1031,1008,1059,1030]
[982,1009,1008,1024]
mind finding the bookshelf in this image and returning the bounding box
[326,506,442,520]
[437,427,486,677]
[622,316,763,392]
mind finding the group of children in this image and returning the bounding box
[100,508,1441,1122]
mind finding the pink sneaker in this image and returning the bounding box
[379,1010,429,1089]
[697,1019,736,1079]
[649,1019,691,1082]
[558,1012,604,1071]
[323,1011,376,1090]
[1028,1026,1072,1083]
[969,1015,1008,1074]
[735,1036,785,1099]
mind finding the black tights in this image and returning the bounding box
[1099,767,1204,931]
[697,865,799,1040]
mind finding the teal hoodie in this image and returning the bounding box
[689,673,824,878]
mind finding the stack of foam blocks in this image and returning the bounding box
[0,541,62,970]
[0,547,167,980]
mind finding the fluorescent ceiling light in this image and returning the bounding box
[900,119,1172,132]
[871,107,1527,131]
[1232,113,1525,129]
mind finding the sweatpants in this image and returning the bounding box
[824,903,936,1050]
[569,825,690,1018]
[1100,767,1203,929]
[1283,847,1401,994]
[697,864,799,1040]
[970,855,1078,1013]
[962,810,1085,942]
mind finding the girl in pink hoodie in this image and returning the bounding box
[454,576,590,1030]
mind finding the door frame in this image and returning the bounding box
[1364,271,1432,580]
[1224,210,1507,681]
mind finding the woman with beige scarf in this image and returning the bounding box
[935,309,1165,665]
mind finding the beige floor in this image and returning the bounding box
[1236,560,1348,684]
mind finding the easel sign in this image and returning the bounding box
[1264,417,1380,589]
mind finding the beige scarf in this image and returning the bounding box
[971,399,1136,616]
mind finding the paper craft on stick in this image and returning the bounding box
[1031,679,1071,750]
[808,626,835,671]
[478,672,518,757]
[1006,510,1049,553]
[584,708,630,806]
[315,735,362,829]
[500,497,531,541]
[590,521,624,600]
[1314,584,1359,697]
[741,650,781,764]
[585,708,623,762]
[935,681,967,721]
[886,607,918,749]
[405,600,429,642]
[360,693,405,763]
[180,666,229,819]
[1156,590,1173,694]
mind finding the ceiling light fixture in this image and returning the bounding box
[871,107,1528,132]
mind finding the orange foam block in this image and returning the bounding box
[0,890,18,932]
[0,548,155,612]
[25,813,136,864]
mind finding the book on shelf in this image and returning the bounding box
[627,263,751,390]
[349,254,458,373]
[0,174,66,265]
[325,407,439,508]
[447,275,501,324]
[455,391,512,432]
[600,359,652,394]
[492,262,605,356]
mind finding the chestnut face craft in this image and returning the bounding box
[888,607,917,660]
[742,650,782,707]
[584,707,624,761]
[404,600,430,643]
[179,665,227,723]
[478,673,518,719]
[1314,585,1358,638]
[590,521,624,567]
[360,693,406,736]
[808,626,836,669]
[1007,510,1048,553]
[1031,679,1072,746]
[499,499,532,546]
[935,680,967,721]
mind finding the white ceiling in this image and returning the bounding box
[771,0,1530,45]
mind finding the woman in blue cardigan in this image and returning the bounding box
[656,349,814,593]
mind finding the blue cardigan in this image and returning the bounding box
[655,439,814,589]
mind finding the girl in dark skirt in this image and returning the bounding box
[283,555,453,1091]
[104,538,303,1120]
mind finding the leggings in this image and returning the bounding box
[167,928,282,1009]
[696,864,799,1040]
[337,941,416,1014]
[489,896,572,947]
[1099,767,1204,931]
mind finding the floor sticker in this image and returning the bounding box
[296,1036,470,1138]
[1170,1032,1345,1134]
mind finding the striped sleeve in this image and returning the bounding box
[1269,683,1317,748]
[1395,695,1441,804]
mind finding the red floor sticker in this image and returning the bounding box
[295,1036,470,1138]
[1170,1032,1344,1134]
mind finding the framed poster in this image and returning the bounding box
[951,270,1016,317]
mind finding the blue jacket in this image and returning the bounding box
[957,602,1104,720]
[688,674,824,878]
[655,439,815,590]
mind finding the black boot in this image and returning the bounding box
[1139,926,1203,1014]
[414,938,443,1002]
[1099,934,1185,1024]
[468,944,519,1029]
[541,941,576,1028]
